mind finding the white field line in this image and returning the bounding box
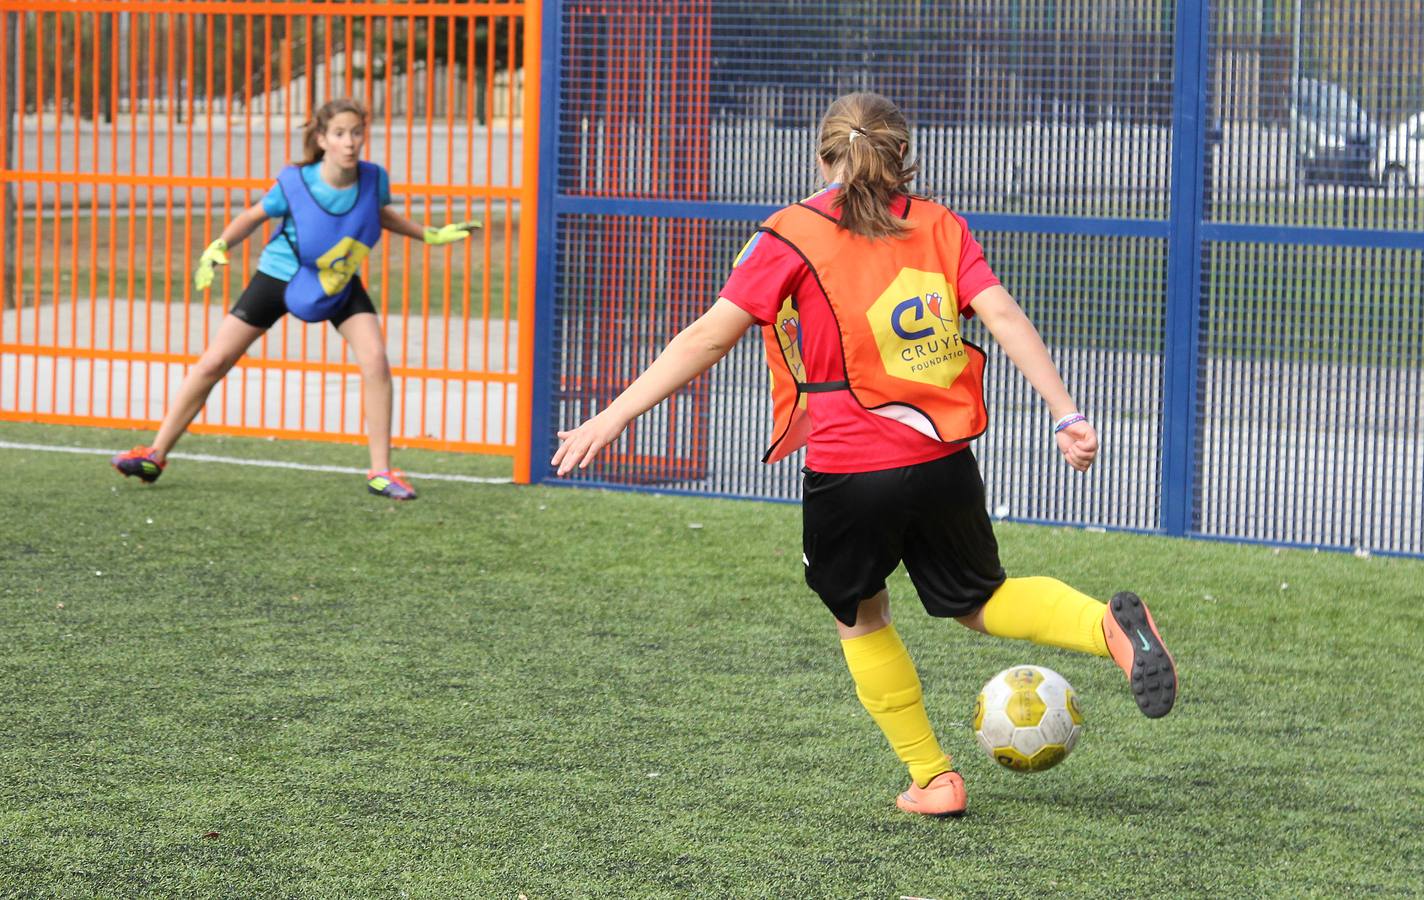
[0,440,513,485]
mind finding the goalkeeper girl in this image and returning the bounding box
[553,92,1177,817]
[111,97,478,500]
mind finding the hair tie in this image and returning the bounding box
[848,127,866,143]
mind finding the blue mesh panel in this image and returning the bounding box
[1209,2,1424,229]
[537,0,1424,556]
[552,214,774,491]
[557,2,712,201]
[970,234,1167,532]
[1197,242,1424,553]
[559,0,1178,218]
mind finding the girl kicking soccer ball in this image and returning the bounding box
[111,97,478,500]
[553,92,1177,817]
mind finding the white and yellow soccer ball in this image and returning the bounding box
[974,665,1084,772]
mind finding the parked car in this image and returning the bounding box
[1291,77,1378,185]
[1374,112,1424,191]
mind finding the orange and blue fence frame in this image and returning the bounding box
[0,0,544,482]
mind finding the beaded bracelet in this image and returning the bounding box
[1053,412,1087,434]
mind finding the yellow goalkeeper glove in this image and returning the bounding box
[423,220,482,246]
[193,238,229,291]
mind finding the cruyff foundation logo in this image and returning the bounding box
[868,268,970,387]
[926,291,952,329]
[774,297,806,382]
[890,290,953,340]
[316,236,374,296]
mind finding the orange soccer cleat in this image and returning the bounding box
[111,446,165,484]
[1103,591,1177,718]
[367,469,418,501]
[895,767,967,818]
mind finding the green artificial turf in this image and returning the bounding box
[2,423,1422,898]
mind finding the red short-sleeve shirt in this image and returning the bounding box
[718,188,1000,473]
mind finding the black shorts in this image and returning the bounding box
[802,449,1007,627]
[230,271,378,330]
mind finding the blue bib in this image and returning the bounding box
[273,161,383,322]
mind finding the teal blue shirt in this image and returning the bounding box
[258,163,393,281]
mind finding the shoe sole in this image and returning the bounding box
[895,771,967,818]
[913,808,965,819]
[113,462,161,484]
[367,486,417,500]
[896,796,966,818]
[1109,592,1177,718]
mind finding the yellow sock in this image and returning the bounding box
[840,624,950,788]
[980,577,1111,657]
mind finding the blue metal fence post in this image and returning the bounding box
[1161,0,1210,537]
[527,0,565,485]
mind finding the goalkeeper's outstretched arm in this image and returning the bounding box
[194,203,271,291]
[378,206,481,245]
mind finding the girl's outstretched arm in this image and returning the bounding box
[194,203,270,291]
[969,285,1098,472]
[379,206,428,240]
[379,206,480,244]
[552,298,756,476]
[219,203,272,245]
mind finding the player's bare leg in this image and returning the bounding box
[153,315,266,459]
[339,312,415,500]
[113,315,265,482]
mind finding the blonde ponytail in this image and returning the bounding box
[816,93,917,239]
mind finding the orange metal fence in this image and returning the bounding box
[0,0,541,479]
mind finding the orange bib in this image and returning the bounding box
[759,198,988,463]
